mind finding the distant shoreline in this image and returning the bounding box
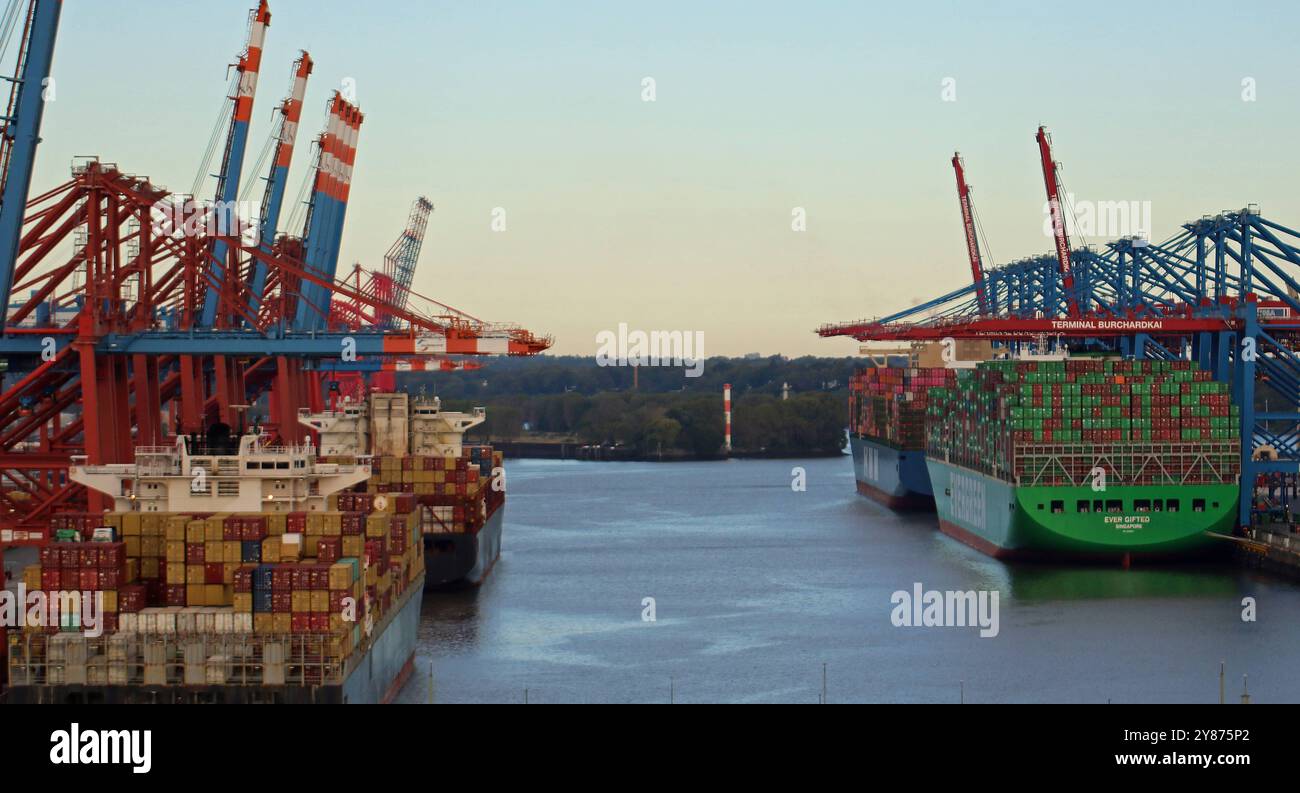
[484,439,845,462]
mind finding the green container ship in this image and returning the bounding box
[925,357,1241,560]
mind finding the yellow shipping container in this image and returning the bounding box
[290,591,311,612]
[165,542,185,564]
[204,520,223,543]
[223,541,241,564]
[166,564,186,586]
[328,563,352,590]
[233,592,253,613]
[102,589,118,613]
[266,513,287,536]
[186,584,204,606]
[310,591,328,613]
[254,614,273,635]
[22,565,40,590]
[272,614,291,634]
[342,535,363,559]
[261,536,281,564]
[141,557,160,579]
[223,563,237,585]
[204,584,225,606]
[186,564,205,585]
[120,515,140,536]
[124,536,141,558]
[124,558,140,584]
[141,536,161,557]
[185,522,204,544]
[140,513,163,534]
[205,540,223,563]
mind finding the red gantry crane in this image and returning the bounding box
[951,152,989,315]
[1037,125,1080,317]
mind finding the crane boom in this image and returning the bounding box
[377,196,433,328]
[1036,125,1080,317]
[247,50,313,317]
[951,152,988,314]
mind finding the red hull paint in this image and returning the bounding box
[856,479,934,512]
[380,653,416,704]
[936,517,1019,559]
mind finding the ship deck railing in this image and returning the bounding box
[7,632,350,689]
[1011,441,1241,487]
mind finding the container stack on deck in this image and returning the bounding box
[323,444,505,535]
[8,499,425,688]
[850,367,955,449]
[926,358,1241,486]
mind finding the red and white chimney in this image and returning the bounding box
[723,383,732,454]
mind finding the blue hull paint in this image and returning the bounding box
[341,576,423,704]
[850,435,935,510]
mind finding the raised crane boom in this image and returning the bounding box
[951,152,988,315]
[375,196,433,329]
[1036,125,1080,317]
[201,0,271,328]
[248,50,312,315]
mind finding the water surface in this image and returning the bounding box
[398,456,1299,703]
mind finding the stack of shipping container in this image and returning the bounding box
[850,367,956,449]
[926,358,1241,486]
[15,495,425,661]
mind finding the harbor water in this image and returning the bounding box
[400,456,1300,704]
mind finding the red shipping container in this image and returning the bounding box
[79,569,99,590]
[223,516,241,541]
[272,592,292,613]
[41,569,61,590]
[79,546,99,567]
[97,543,125,569]
[186,543,205,565]
[291,613,312,633]
[97,568,120,590]
[241,516,267,541]
[292,566,313,590]
[165,584,186,606]
[310,565,328,590]
[287,513,307,533]
[272,568,293,592]
[233,565,255,593]
[119,585,146,613]
[39,546,59,566]
[102,613,119,633]
[204,562,224,585]
[317,538,342,563]
[310,614,329,634]
[328,590,350,613]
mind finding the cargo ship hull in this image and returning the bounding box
[2,576,423,705]
[424,507,503,588]
[851,435,934,510]
[926,458,1236,560]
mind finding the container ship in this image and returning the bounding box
[924,357,1241,560]
[849,364,954,509]
[3,427,424,703]
[301,392,504,588]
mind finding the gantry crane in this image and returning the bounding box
[951,152,989,315]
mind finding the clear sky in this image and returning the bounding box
[31,0,1300,356]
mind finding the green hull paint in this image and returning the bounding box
[926,458,1238,558]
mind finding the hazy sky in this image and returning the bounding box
[32,0,1300,356]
